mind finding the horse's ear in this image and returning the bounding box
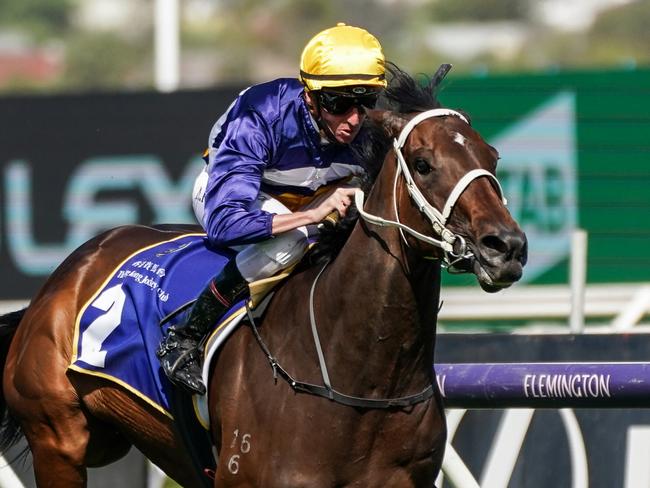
[365,108,408,139]
[456,109,472,125]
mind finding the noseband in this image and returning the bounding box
[355,108,507,267]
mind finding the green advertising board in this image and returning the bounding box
[438,68,650,285]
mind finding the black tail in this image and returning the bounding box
[0,309,27,454]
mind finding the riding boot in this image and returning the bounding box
[157,259,249,395]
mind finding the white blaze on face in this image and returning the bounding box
[453,132,466,147]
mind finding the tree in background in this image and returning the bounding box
[0,0,75,38]
[427,0,530,22]
[0,0,150,92]
[182,0,408,85]
[63,32,151,90]
[586,0,650,67]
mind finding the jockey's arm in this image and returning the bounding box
[205,102,359,245]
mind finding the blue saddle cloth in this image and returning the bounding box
[69,233,234,415]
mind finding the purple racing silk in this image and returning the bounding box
[202,78,367,248]
[69,233,234,415]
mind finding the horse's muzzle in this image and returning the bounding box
[473,228,528,291]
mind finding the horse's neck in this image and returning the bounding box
[316,190,441,395]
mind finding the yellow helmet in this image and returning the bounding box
[300,23,386,91]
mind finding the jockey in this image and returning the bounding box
[157,23,387,395]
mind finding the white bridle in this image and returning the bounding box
[355,108,507,264]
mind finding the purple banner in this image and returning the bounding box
[435,362,650,408]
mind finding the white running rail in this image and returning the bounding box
[438,283,650,331]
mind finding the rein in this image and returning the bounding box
[246,262,434,410]
[355,108,507,268]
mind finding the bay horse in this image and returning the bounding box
[0,67,526,487]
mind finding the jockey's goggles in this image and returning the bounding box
[317,88,379,115]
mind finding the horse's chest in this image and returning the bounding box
[318,409,443,483]
[217,405,443,488]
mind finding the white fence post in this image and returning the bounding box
[612,286,650,331]
[569,229,588,333]
[440,442,480,488]
[154,0,180,92]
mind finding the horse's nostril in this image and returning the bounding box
[481,234,507,255]
[519,239,529,264]
[481,231,527,262]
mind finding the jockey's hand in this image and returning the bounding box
[305,186,357,223]
[270,185,359,235]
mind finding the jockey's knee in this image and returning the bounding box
[192,168,209,226]
[235,230,308,281]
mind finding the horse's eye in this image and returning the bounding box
[414,158,432,175]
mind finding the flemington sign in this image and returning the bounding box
[436,364,615,406]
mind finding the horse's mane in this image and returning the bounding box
[307,63,444,265]
[378,62,443,114]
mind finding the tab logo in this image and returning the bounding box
[492,92,577,282]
